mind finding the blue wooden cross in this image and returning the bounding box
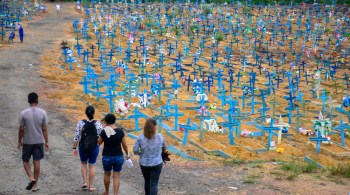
[127,107,148,132]
[247,91,259,114]
[320,90,329,112]
[82,49,90,63]
[168,104,184,131]
[108,49,114,62]
[258,119,280,150]
[62,48,69,63]
[180,117,197,146]
[153,109,170,133]
[171,79,182,98]
[236,71,242,86]
[333,119,350,147]
[66,57,75,70]
[218,86,228,107]
[310,130,329,154]
[90,80,104,101]
[220,114,239,145]
[90,44,95,58]
[231,109,249,137]
[103,88,117,113]
[168,43,174,56]
[76,43,83,56]
[275,75,283,88]
[79,76,92,95]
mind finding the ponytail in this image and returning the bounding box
[85,105,95,120]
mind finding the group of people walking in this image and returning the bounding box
[18,92,167,195]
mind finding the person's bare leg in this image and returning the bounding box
[113,172,120,195]
[81,163,88,184]
[88,164,96,189]
[32,160,40,190]
[104,172,111,195]
[23,161,34,181]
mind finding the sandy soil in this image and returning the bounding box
[0,3,349,195]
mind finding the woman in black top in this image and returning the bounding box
[98,114,129,195]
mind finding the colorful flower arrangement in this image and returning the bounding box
[197,106,209,116]
[203,119,223,134]
[241,129,253,138]
[299,128,314,135]
[114,98,130,117]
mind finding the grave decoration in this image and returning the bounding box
[203,119,223,134]
[114,98,130,117]
[313,112,331,143]
[138,88,152,109]
[273,116,290,144]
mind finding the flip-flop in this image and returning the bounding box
[81,183,88,189]
[32,188,40,192]
[26,180,36,190]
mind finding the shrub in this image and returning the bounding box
[329,163,350,178]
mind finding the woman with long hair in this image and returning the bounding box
[72,105,102,192]
[133,118,166,195]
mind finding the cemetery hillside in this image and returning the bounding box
[0,0,350,194]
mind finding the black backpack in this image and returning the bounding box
[79,120,98,152]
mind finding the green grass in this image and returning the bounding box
[278,161,320,180]
[243,174,263,184]
[329,163,350,178]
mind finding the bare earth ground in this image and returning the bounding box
[0,3,349,195]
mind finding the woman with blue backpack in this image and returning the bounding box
[72,105,103,192]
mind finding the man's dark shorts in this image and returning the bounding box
[22,144,44,162]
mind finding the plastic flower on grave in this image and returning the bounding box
[208,103,217,110]
[282,127,288,133]
[203,119,222,134]
[153,73,161,81]
[241,129,252,138]
[196,93,208,102]
[241,85,250,95]
[192,79,201,94]
[276,148,284,153]
[344,97,350,107]
[138,92,151,109]
[197,106,209,116]
[313,71,320,79]
[116,67,124,74]
[299,128,306,135]
[114,98,130,117]
[180,76,186,85]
